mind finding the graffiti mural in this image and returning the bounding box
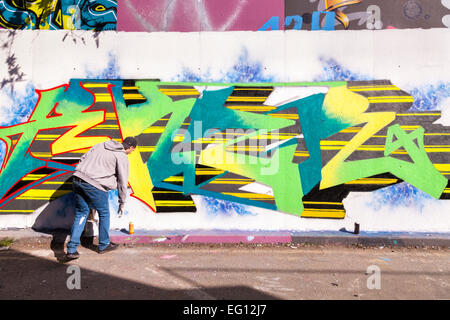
[0,0,117,30]
[0,79,449,219]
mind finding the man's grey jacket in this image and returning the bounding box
[73,140,129,209]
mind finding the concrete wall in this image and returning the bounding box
[0,1,449,234]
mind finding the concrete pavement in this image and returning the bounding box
[0,229,449,300]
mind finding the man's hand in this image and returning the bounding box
[118,204,125,217]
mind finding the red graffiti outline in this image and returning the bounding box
[0,166,72,208]
[0,81,119,209]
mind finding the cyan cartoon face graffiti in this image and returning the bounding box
[0,0,117,30]
[79,0,117,30]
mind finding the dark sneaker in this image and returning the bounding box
[65,251,80,261]
[98,242,119,254]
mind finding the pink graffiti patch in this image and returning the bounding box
[160,254,177,259]
[117,0,284,32]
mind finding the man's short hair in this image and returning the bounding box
[122,137,138,150]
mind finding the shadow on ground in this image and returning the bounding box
[0,248,278,300]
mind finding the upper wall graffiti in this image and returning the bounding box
[0,79,449,218]
[118,0,450,32]
[0,0,117,30]
[2,0,448,31]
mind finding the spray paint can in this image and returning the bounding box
[129,221,134,235]
[354,223,360,235]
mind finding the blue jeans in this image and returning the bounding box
[67,178,111,253]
